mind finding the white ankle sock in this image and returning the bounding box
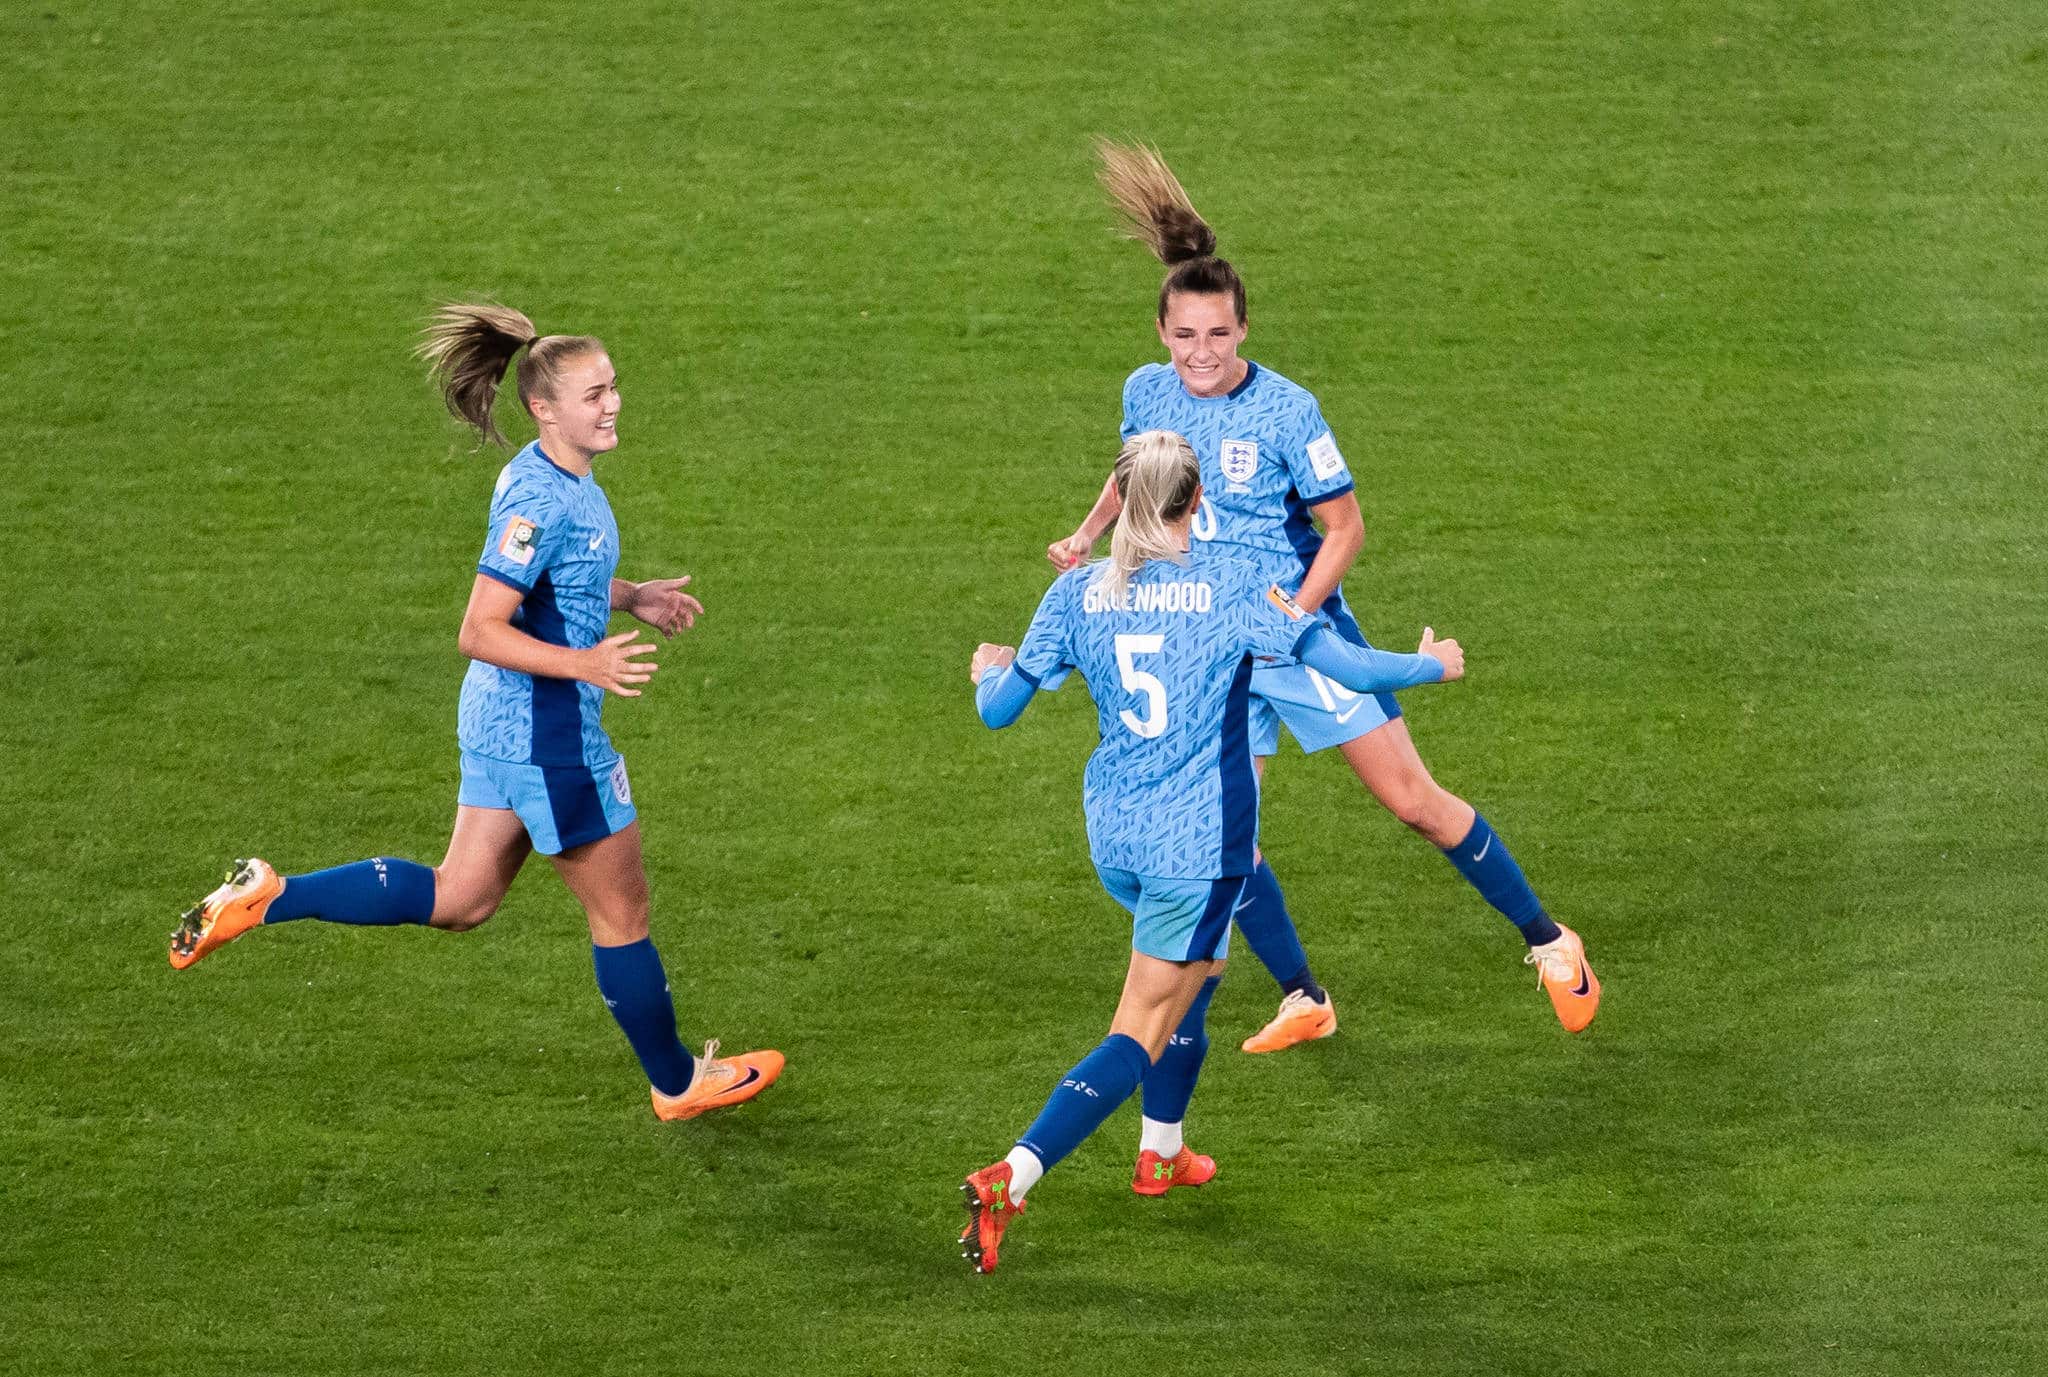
[1140,1116,1183,1157]
[1003,1146,1045,1202]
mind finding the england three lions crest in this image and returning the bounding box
[1220,439,1259,485]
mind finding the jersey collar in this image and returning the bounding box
[530,443,587,481]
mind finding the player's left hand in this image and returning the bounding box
[1418,626,1464,681]
[971,643,1016,684]
[627,576,704,637]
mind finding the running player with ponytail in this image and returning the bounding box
[960,431,1462,1274]
[168,303,783,1123]
[1050,141,1601,1053]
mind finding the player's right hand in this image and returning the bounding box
[971,643,1017,684]
[1418,627,1464,682]
[1046,533,1092,571]
[586,630,660,696]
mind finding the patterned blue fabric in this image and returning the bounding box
[457,443,622,768]
[1013,548,1324,879]
[1094,868,1242,962]
[1120,361,1356,594]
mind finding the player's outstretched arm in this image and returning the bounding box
[460,575,659,697]
[971,643,1038,728]
[1297,622,1463,693]
[1048,473,1123,571]
[612,575,703,637]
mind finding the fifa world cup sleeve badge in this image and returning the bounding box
[499,516,541,566]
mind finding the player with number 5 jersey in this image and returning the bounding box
[958,430,1463,1274]
[1049,141,1601,1056]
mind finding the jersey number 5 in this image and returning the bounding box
[1114,633,1168,739]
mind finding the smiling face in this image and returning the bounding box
[1156,292,1249,398]
[528,350,620,464]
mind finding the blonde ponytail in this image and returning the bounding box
[417,302,607,450]
[1097,430,1202,604]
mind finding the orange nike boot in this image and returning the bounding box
[1525,924,1600,1032]
[650,1040,786,1121]
[169,858,282,970]
[1241,989,1337,1054]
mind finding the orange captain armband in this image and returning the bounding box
[1266,585,1311,621]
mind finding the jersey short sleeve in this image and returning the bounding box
[1013,572,1078,686]
[477,474,569,594]
[1284,400,1354,505]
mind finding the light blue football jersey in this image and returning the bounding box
[457,442,622,768]
[1012,547,1325,879]
[1120,362,1355,591]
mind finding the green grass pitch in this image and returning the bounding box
[5,2,2046,1373]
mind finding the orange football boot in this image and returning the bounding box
[1240,989,1337,1054]
[1525,924,1600,1032]
[1132,1145,1216,1197]
[959,1161,1026,1274]
[169,858,282,970]
[650,1040,786,1121]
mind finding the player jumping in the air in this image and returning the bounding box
[1048,140,1600,1057]
[962,430,1463,1274]
[169,302,783,1123]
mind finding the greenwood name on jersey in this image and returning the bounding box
[1012,548,1325,879]
[458,442,622,768]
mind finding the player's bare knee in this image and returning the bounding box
[429,874,502,932]
[1379,778,1438,831]
[586,906,650,946]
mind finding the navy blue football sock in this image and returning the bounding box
[1139,976,1220,1124]
[1234,863,1325,1001]
[1015,1033,1150,1172]
[1441,813,1562,947]
[263,858,435,925]
[592,938,696,1097]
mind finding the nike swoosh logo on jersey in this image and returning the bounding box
[589,531,605,551]
[1471,835,1492,864]
[1334,700,1366,724]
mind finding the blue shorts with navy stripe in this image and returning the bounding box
[458,751,636,855]
[1095,867,1243,962]
[1249,595,1403,756]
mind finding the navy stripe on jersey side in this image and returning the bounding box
[1189,876,1244,959]
[1279,479,1356,569]
[543,766,610,851]
[1218,653,1259,875]
[1321,599,1367,648]
[520,573,585,766]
